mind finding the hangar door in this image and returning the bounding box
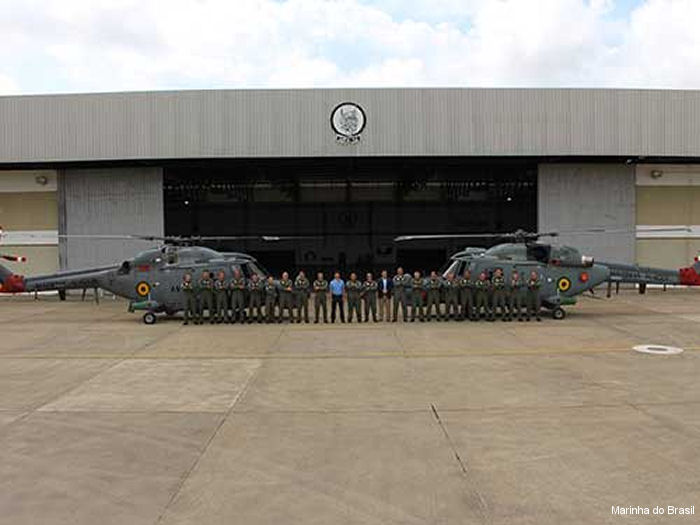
[164,157,536,275]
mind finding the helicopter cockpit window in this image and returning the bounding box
[552,246,582,265]
[246,261,268,278]
[526,244,551,263]
[240,263,254,279]
[442,260,463,278]
[162,246,178,265]
[484,244,527,260]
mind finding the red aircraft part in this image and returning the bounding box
[1,255,27,262]
[679,265,700,286]
[0,274,26,293]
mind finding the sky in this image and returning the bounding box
[0,0,698,95]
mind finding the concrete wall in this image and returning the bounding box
[0,170,58,276]
[635,163,700,269]
[59,167,164,270]
[1,89,700,162]
[538,164,636,263]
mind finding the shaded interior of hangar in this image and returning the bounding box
[164,158,537,275]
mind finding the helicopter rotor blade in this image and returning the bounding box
[5,232,323,244]
[396,226,694,243]
[188,235,323,242]
[541,226,692,236]
[394,233,519,242]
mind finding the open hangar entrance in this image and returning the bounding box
[164,157,537,276]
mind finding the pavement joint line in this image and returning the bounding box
[10,399,700,418]
[0,358,125,432]
[430,403,490,523]
[2,345,694,360]
[229,399,700,415]
[29,409,230,415]
[624,400,700,442]
[4,324,180,428]
[154,353,266,525]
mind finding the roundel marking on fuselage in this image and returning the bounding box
[136,281,151,297]
[557,276,572,292]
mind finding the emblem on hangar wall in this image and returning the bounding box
[331,102,366,145]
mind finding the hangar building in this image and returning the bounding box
[1,88,700,277]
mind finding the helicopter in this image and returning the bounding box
[0,232,303,324]
[395,228,700,320]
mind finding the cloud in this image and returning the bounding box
[0,0,698,94]
[0,74,20,95]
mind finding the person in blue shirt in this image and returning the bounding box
[329,272,345,323]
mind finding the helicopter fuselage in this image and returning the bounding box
[1,245,269,316]
[442,242,611,309]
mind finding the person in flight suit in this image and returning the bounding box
[346,272,363,323]
[181,272,198,325]
[459,270,474,321]
[213,270,229,324]
[392,267,410,322]
[198,270,215,324]
[264,275,278,323]
[377,270,393,321]
[491,268,507,322]
[294,270,311,323]
[425,270,443,321]
[410,270,425,322]
[313,272,329,323]
[473,271,490,321]
[443,272,460,321]
[508,269,524,322]
[247,273,265,323]
[229,269,247,324]
[362,272,379,323]
[278,272,295,323]
[526,270,543,322]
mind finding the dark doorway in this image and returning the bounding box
[164,157,537,276]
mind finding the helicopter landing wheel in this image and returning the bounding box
[552,307,566,321]
[143,312,157,325]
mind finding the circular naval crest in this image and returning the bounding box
[331,102,366,144]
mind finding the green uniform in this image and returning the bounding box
[474,278,490,320]
[313,279,328,323]
[247,278,265,323]
[458,277,474,320]
[443,279,459,320]
[198,277,215,324]
[182,279,198,325]
[346,280,363,322]
[362,280,379,322]
[392,274,410,321]
[294,275,311,323]
[425,277,443,321]
[410,277,425,321]
[509,276,525,321]
[213,278,229,323]
[491,274,507,321]
[278,278,294,322]
[526,276,542,321]
[264,281,278,323]
[229,276,247,323]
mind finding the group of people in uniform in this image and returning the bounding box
[181,266,543,325]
